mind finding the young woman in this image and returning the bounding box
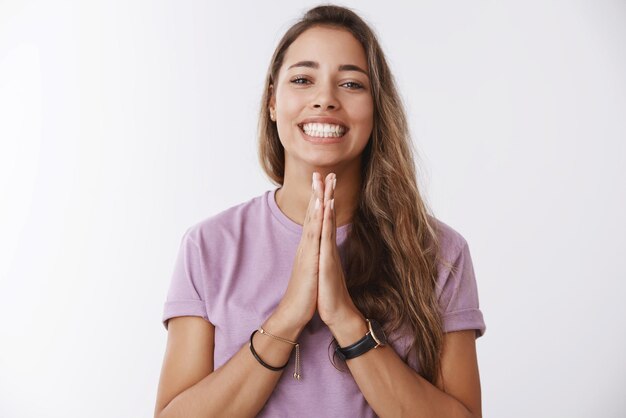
[155,5,485,418]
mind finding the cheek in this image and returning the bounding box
[352,96,374,121]
[276,89,305,115]
[352,102,374,132]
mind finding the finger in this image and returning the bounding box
[321,174,334,247]
[327,173,336,243]
[313,171,326,227]
[302,172,324,253]
[323,172,334,206]
[331,175,336,243]
[304,172,325,222]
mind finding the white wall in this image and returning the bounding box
[1,1,624,417]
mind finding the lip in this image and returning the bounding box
[297,116,349,144]
[298,116,349,130]
[299,127,346,144]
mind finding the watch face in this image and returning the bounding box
[369,319,387,346]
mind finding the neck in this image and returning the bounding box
[275,157,362,228]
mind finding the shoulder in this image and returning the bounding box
[426,215,476,293]
[426,214,469,263]
[427,216,486,339]
[183,190,270,247]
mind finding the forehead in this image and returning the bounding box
[282,26,367,69]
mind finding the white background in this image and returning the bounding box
[1,1,625,417]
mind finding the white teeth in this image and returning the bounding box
[301,123,346,137]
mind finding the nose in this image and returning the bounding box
[312,82,339,111]
[313,101,336,110]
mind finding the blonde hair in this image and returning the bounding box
[257,4,448,387]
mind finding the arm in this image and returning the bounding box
[328,311,482,418]
[154,309,303,418]
[156,174,330,418]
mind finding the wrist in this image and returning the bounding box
[328,310,368,348]
[268,308,305,341]
[324,305,365,329]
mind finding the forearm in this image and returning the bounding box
[329,313,473,418]
[159,311,303,418]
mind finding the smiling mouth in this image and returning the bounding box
[297,125,348,144]
[297,123,349,138]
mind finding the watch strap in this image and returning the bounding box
[335,319,383,361]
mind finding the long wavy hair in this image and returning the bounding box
[257,4,450,388]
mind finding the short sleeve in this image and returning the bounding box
[162,227,209,330]
[438,239,486,339]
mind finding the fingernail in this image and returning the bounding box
[332,178,336,191]
[330,198,334,210]
[315,198,320,210]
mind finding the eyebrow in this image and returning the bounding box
[287,60,369,77]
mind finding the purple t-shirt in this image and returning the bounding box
[162,187,486,417]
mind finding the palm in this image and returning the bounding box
[316,175,357,325]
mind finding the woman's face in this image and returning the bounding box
[270,26,374,169]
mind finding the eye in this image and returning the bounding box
[289,76,365,90]
[290,76,311,85]
[342,81,364,90]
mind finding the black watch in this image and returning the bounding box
[335,318,387,361]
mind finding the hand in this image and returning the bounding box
[316,173,362,327]
[274,172,326,330]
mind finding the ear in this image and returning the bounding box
[268,84,275,112]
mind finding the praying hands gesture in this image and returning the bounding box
[276,172,363,332]
[315,172,362,328]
